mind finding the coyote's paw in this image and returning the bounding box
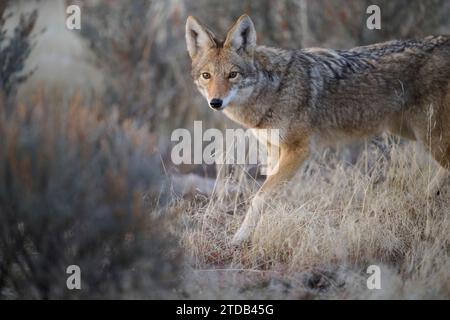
[231,227,252,247]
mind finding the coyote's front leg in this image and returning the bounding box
[231,143,310,246]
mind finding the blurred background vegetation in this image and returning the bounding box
[12,0,450,135]
[1,0,449,299]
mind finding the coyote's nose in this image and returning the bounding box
[209,98,223,109]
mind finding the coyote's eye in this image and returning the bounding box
[228,71,238,79]
[201,72,211,80]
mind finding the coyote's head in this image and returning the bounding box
[185,14,257,111]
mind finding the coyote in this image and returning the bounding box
[185,14,450,245]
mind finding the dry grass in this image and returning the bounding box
[177,139,450,299]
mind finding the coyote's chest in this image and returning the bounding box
[250,128,281,147]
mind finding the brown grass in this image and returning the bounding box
[177,139,450,299]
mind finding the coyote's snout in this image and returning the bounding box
[186,14,450,245]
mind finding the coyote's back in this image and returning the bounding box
[297,36,450,146]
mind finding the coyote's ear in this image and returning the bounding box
[224,14,256,54]
[186,16,215,59]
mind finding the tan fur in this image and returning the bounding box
[186,15,450,245]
